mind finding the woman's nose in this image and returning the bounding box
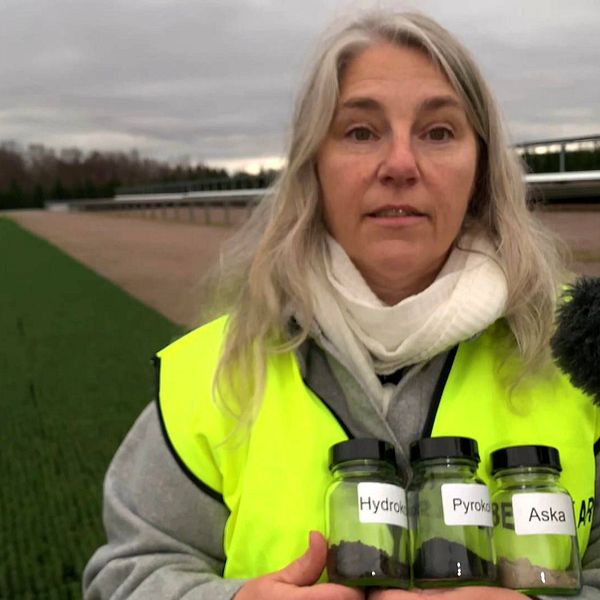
[376,135,419,187]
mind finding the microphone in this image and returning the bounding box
[551,277,600,404]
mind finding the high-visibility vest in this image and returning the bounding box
[156,317,599,579]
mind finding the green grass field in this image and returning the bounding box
[0,218,182,599]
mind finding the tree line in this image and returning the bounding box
[0,141,273,211]
[0,140,598,211]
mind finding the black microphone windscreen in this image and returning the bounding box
[551,277,600,403]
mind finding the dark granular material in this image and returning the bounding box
[412,537,496,583]
[327,540,409,584]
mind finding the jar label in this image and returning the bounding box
[357,482,408,528]
[441,483,493,527]
[512,492,576,536]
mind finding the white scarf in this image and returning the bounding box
[307,232,509,413]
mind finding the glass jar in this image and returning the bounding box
[325,438,410,588]
[407,436,496,588]
[490,445,581,596]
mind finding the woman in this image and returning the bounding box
[83,9,600,600]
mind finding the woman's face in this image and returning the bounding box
[316,43,478,304]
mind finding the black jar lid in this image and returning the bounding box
[409,436,480,464]
[491,445,561,474]
[329,438,397,469]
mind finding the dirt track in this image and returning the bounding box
[7,211,235,327]
[6,207,600,328]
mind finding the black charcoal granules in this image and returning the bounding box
[327,540,409,584]
[412,537,495,583]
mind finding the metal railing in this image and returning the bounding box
[525,170,600,203]
[515,134,600,173]
[61,188,266,226]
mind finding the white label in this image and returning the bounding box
[512,493,576,536]
[357,482,408,528]
[441,483,493,527]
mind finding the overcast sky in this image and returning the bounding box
[1,0,598,173]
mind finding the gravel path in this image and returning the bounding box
[6,207,599,328]
[536,207,600,275]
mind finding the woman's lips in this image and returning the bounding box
[369,207,423,217]
[367,205,427,225]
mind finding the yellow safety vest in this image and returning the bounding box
[156,317,599,579]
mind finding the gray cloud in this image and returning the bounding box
[0,0,598,168]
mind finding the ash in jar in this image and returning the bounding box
[490,445,582,595]
[498,557,580,592]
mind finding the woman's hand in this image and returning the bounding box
[368,587,528,599]
[234,531,365,599]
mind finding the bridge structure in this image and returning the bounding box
[515,133,600,173]
[47,134,600,220]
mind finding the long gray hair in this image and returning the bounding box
[204,10,567,423]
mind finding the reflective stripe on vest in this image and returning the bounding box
[156,317,599,578]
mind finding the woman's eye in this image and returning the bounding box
[347,127,374,141]
[426,127,453,141]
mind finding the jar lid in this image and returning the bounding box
[329,438,397,469]
[409,436,479,464]
[491,445,561,474]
